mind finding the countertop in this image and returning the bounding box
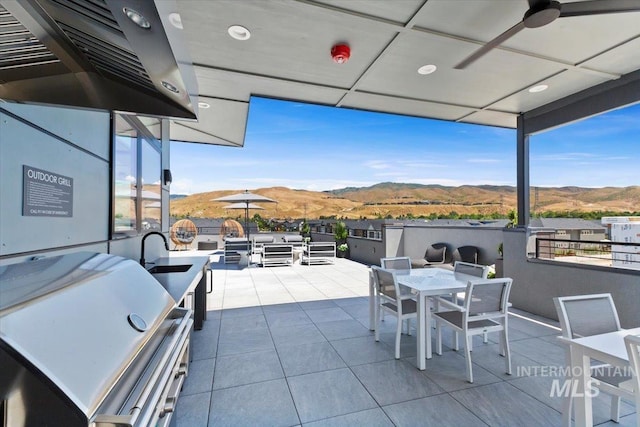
[148,256,209,304]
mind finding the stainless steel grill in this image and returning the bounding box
[0,252,192,427]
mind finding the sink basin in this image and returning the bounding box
[148,264,192,274]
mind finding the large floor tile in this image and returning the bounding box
[219,313,267,335]
[288,368,378,423]
[510,337,567,367]
[298,300,338,310]
[278,341,346,377]
[220,306,264,318]
[450,382,561,426]
[303,408,394,427]
[213,349,283,390]
[182,358,216,395]
[173,392,211,427]
[352,359,443,406]
[330,336,396,366]
[315,319,372,341]
[191,325,219,361]
[271,323,327,348]
[216,328,274,356]
[508,374,636,425]
[420,350,502,392]
[305,307,352,324]
[382,393,486,427]
[467,342,540,380]
[209,379,299,427]
[265,310,313,328]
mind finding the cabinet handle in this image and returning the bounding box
[206,268,213,294]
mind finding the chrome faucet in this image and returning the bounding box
[140,232,169,266]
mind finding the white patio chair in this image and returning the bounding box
[381,256,411,272]
[448,261,490,350]
[433,278,513,383]
[553,294,634,426]
[372,266,417,359]
[624,334,640,427]
[380,257,412,323]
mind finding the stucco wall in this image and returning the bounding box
[505,228,640,328]
[401,224,504,265]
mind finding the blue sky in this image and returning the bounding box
[170,97,638,194]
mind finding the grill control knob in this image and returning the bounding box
[127,313,147,332]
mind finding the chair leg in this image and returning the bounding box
[502,326,511,375]
[406,319,412,336]
[562,390,573,427]
[375,305,381,342]
[464,334,473,383]
[453,331,459,351]
[483,331,488,344]
[435,319,443,356]
[610,396,621,423]
[395,315,402,359]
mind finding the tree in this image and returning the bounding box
[334,221,348,244]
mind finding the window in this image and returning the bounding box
[113,115,162,236]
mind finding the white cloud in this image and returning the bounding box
[364,160,391,169]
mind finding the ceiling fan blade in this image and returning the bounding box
[454,21,526,69]
[560,0,640,17]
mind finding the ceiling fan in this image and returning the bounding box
[454,0,640,69]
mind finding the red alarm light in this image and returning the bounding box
[331,44,350,64]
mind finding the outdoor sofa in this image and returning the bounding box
[302,242,336,265]
[260,243,294,267]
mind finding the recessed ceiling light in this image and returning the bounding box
[417,64,437,75]
[228,25,251,41]
[161,81,179,93]
[528,84,549,93]
[123,8,150,29]
[168,12,183,29]
[198,101,210,109]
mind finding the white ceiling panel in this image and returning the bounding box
[341,92,475,122]
[357,31,566,110]
[310,0,424,24]
[580,37,640,75]
[489,69,610,113]
[460,110,518,129]
[177,0,398,88]
[413,1,640,65]
[170,97,248,147]
[195,67,347,106]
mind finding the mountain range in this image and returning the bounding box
[169,183,640,219]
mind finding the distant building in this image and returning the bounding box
[529,217,606,241]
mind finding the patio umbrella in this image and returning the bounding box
[212,190,276,242]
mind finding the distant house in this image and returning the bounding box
[529,218,606,241]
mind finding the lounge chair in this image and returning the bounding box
[411,243,448,268]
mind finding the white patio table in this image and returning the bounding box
[368,267,476,370]
[559,327,640,427]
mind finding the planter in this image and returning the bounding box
[337,250,347,258]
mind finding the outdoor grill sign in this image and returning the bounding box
[22,165,73,217]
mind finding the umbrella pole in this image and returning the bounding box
[245,203,250,265]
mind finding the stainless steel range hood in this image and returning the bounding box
[0,0,198,120]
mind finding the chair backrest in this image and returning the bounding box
[253,235,275,245]
[454,261,488,278]
[453,245,479,264]
[381,257,411,271]
[371,266,400,301]
[624,334,640,396]
[553,294,621,339]
[283,235,303,243]
[464,278,513,316]
[424,243,447,263]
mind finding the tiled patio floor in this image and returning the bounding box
[172,253,638,427]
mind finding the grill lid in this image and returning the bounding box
[0,252,175,417]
